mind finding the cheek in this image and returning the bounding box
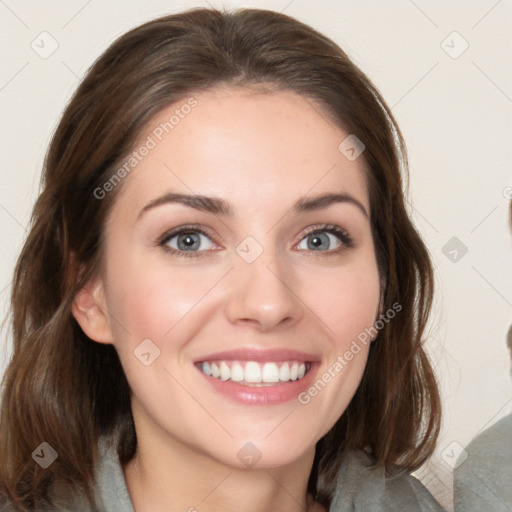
[330,278,380,347]
[302,257,381,347]
[104,256,222,347]
[295,255,380,416]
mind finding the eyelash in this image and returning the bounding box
[155,223,354,259]
[156,224,217,259]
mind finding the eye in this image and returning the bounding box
[157,226,217,258]
[169,232,213,251]
[296,225,353,253]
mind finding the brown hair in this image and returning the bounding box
[0,7,441,510]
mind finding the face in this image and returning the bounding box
[77,87,381,469]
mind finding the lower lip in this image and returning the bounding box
[196,363,319,405]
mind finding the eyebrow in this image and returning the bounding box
[137,191,369,221]
[292,193,368,218]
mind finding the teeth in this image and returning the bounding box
[200,360,309,384]
[202,361,212,376]
[231,362,244,382]
[219,361,230,381]
[245,362,261,383]
[279,363,290,381]
[261,362,279,383]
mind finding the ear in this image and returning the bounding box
[71,276,113,345]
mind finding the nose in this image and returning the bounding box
[224,248,304,332]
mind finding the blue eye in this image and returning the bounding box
[156,223,353,259]
[158,226,216,258]
[167,232,214,251]
[298,232,339,251]
[296,226,353,253]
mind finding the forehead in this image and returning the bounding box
[110,87,370,221]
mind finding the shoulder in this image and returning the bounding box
[0,476,93,512]
[461,414,512,458]
[0,489,90,512]
[0,435,132,512]
[454,414,512,511]
[47,435,133,511]
[92,435,134,512]
[329,450,444,512]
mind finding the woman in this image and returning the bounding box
[0,7,443,511]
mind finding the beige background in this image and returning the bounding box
[1,1,511,510]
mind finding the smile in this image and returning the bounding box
[197,360,311,386]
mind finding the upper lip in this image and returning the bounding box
[194,348,320,363]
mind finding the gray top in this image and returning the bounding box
[1,438,444,511]
[453,413,512,512]
[87,438,444,511]
[329,450,445,511]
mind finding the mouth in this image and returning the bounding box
[193,348,319,405]
[195,360,312,387]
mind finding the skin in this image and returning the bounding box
[72,86,381,512]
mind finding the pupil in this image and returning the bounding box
[309,233,328,250]
[179,233,199,250]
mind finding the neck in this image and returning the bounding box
[122,416,323,512]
